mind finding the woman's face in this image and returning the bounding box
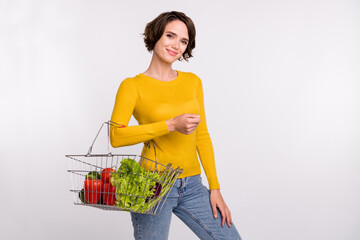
[153,20,189,64]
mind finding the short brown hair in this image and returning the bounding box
[142,11,196,61]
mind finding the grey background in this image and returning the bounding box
[1,0,359,239]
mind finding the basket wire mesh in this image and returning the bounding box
[66,121,183,215]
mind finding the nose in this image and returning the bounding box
[172,41,179,50]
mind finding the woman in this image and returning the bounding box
[110,11,242,240]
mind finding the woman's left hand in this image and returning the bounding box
[210,189,233,227]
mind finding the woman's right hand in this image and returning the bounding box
[166,113,200,135]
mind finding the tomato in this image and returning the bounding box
[84,179,103,204]
[101,168,115,183]
[102,183,116,206]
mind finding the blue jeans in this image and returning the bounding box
[130,175,242,240]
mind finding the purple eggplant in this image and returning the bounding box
[146,182,162,202]
[152,182,162,198]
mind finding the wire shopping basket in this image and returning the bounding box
[66,121,183,215]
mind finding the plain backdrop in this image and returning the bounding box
[1,0,359,239]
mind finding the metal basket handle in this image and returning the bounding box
[142,140,157,162]
[87,121,158,161]
[87,121,114,156]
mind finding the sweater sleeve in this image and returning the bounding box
[195,76,220,190]
[110,78,169,147]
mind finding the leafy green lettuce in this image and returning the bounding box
[110,158,161,212]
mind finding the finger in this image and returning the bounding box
[189,125,198,130]
[187,130,195,135]
[229,209,233,225]
[186,127,196,134]
[186,113,200,119]
[222,214,226,227]
[219,207,226,227]
[226,209,232,227]
[211,203,218,219]
[188,118,200,124]
[185,119,198,126]
[185,113,200,118]
[189,124,199,131]
[228,210,233,226]
[187,122,198,128]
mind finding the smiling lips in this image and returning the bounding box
[166,49,178,56]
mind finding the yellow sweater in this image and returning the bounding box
[110,70,220,190]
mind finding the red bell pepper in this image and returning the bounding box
[102,183,116,206]
[101,168,115,183]
[84,179,103,204]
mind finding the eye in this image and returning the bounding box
[167,34,173,38]
[182,41,188,45]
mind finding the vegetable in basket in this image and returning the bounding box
[79,189,87,204]
[102,183,116,206]
[110,158,161,212]
[101,168,115,183]
[151,182,162,198]
[84,178,103,204]
[145,182,162,203]
[86,171,101,180]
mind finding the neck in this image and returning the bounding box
[143,54,177,81]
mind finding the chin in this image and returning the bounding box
[162,56,178,64]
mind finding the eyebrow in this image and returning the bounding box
[165,31,189,42]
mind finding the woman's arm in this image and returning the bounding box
[194,75,233,227]
[110,78,169,147]
[110,77,203,147]
[194,76,220,190]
